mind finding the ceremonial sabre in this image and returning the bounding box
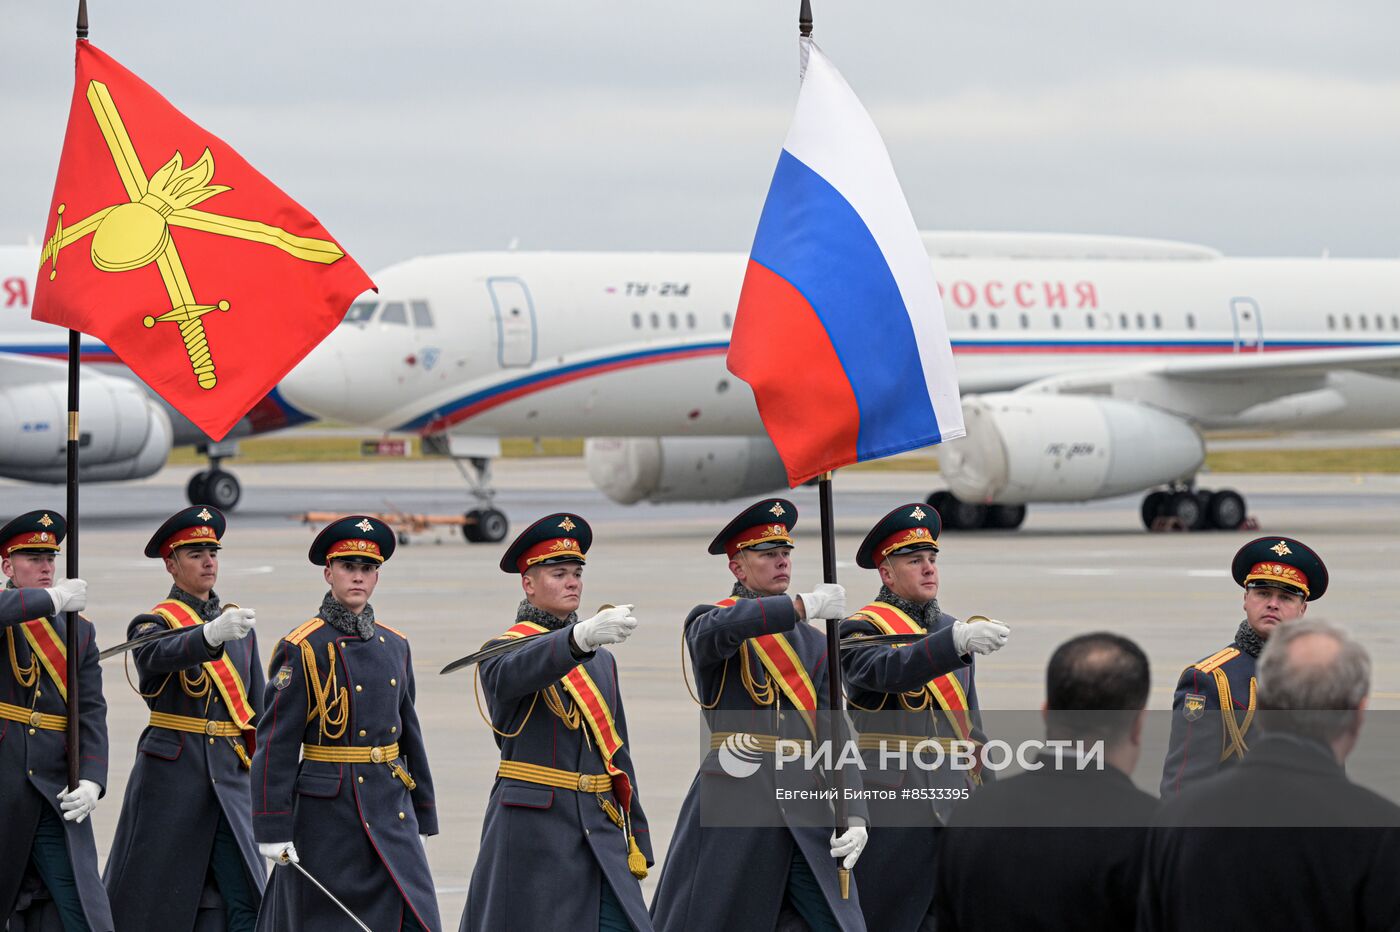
[838,633,928,651]
[440,604,616,675]
[281,856,372,932]
[98,616,191,661]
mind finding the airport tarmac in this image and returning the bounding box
[4,458,1399,919]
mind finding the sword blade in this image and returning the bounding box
[439,633,545,674]
[838,633,929,651]
[287,859,372,932]
[439,606,617,675]
[97,618,190,661]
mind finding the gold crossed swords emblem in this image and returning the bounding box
[39,80,344,390]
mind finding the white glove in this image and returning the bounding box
[571,604,638,652]
[45,578,87,614]
[830,820,868,870]
[796,583,846,621]
[259,841,299,864]
[203,607,256,647]
[57,780,100,823]
[953,618,1010,656]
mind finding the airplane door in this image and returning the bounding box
[487,277,537,367]
[1230,297,1264,352]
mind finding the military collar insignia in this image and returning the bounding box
[910,506,926,521]
[768,502,786,517]
[355,518,375,533]
[38,514,54,528]
[559,516,577,531]
[1271,540,1292,556]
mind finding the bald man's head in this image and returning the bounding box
[1257,620,1370,748]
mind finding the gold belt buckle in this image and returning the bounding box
[28,711,42,727]
[204,720,219,736]
[577,773,592,792]
[369,746,385,763]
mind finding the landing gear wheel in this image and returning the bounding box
[1140,491,1169,529]
[945,497,988,531]
[186,471,209,505]
[985,504,1027,530]
[1167,490,1206,530]
[477,508,509,543]
[1207,489,1246,530]
[463,508,509,544]
[926,490,953,517]
[203,470,242,511]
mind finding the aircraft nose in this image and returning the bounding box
[281,339,353,420]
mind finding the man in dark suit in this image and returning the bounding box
[1141,619,1400,930]
[936,632,1157,932]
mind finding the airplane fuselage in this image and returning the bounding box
[279,247,1400,436]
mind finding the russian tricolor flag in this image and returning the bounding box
[729,39,964,485]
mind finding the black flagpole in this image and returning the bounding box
[818,471,850,899]
[65,0,89,795]
[801,0,850,901]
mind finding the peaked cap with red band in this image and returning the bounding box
[0,510,67,561]
[145,504,226,558]
[500,513,592,574]
[1231,536,1327,601]
[707,499,797,558]
[856,502,941,569]
[309,515,396,566]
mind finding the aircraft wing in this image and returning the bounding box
[1013,345,1400,429]
[0,351,78,388]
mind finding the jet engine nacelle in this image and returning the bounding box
[0,377,173,483]
[585,436,788,504]
[940,393,1205,504]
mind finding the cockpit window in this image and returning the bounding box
[342,301,377,325]
[411,301,434,328]
[380,302,408,325]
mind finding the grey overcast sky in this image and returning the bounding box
[3,1,1399,272]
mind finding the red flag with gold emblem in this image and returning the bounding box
[32,41,373,440]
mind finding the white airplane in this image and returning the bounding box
[0,244,314,510]
[272,231,1400,542]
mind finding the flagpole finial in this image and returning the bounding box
[799,0,812,37]
[76,0,88,40]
